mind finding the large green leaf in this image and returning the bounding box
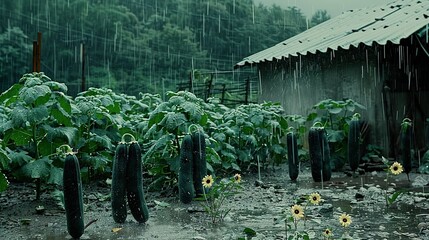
[10,106,28,128]
[56,93,72,113]
[148,111,166,128]
[159,112,186,132]
[180,101,203,122]
[250,114,264,126]
[0,148,11,170]
[44,126,77,144]
[0,172,8,192]
[144,134,175,161]
[8,129,32,146]
[0,84,22,106]
[16,157,52,180]
[50,105,72,126]
[20,85,51,106]
[8,151,32,168]
[27,105,49,124]
[44,81,68,93]
[47,166,63,185]
[79,135,112,152]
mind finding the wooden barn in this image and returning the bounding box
[235,0,429,159]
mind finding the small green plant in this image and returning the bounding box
[200,174,242,223]
[281,194,322,240]
[382,157,405,207]
[282,204,310,240]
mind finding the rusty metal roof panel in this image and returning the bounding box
[236,0,429,67]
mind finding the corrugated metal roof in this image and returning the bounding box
[235,0,429,67]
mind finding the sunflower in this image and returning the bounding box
[309,192,321,205]
[233,173,242,183]
[323,228,332,237]
[202,175,213,188]
[390,162,403,175]
[290,204,304,219]
[339,213,352,227]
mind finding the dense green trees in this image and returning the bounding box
[0,0,311,96]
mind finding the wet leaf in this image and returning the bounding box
[243,227,256,237]
[0,172,8,192]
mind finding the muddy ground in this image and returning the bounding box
[1,164,429,240]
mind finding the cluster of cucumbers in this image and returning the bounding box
[179,126,207,204]
[63,133,149,239]
[111,133,149,224]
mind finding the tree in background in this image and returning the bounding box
[0,27,31,90]
[310,10,331,27]
[0,0,309,97]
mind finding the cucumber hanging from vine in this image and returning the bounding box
[348,113,361,172]
[286,127,299,181]
[62,146,84,239]
[126,136,149,223]
[308,122,331,182]
[400,118,413,180]
[111,139,128,223]
[190,124,207,197]
[178,134,194,204]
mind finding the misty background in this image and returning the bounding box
[255,0,397,17]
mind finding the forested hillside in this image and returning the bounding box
[0,0,310,96]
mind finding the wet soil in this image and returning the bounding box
[1,165,429,240]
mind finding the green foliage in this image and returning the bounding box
[0,0,308,96]
[209,102,289,172]
[0,73,72,198]
[199,175,242,223]
[0,171,8,192]
[0,71,295,194]
[0,27,31,89]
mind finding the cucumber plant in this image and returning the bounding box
[0,72,76,199]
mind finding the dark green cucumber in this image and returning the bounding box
[111,142,128,223]
[348,113,361,172]
[63,153,84,239]
[308,123,331,182]
[126,141,149,223]
[400,118,413,177]
[179,134,194,204]
[321,129,332,181]
[286,130,299,181]
[192,130,207,196]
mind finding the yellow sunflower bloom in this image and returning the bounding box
[309,192,322,205]
[339,213,352,227]
[290,204,304,219]
[323,228,332,237]
[202,175,213,188]
[233,173,242,183]
[390,162,403,175]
